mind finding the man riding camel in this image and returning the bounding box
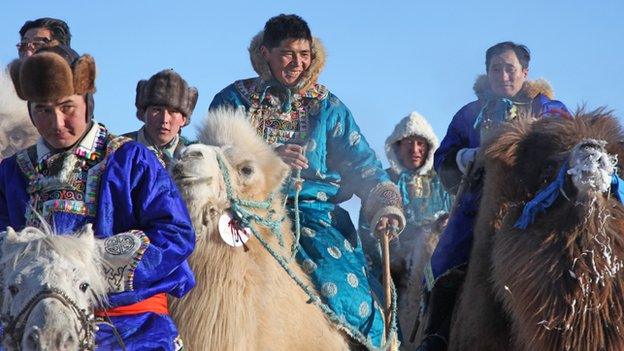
[417,41,570,351]
[0,45,195,350]
[125,69,198,167]
[210,13,405,350]
[359,111,452,291]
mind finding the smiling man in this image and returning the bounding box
[125,69,198,167]
[210,13,405,350]
[416,42,570,351]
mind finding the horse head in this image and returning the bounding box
[0,224,107,351]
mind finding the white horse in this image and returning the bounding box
[0,224,126,351]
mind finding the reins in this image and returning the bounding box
[0,282,126,350]
[215,153,398,350]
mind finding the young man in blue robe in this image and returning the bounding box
[210,14,405,350]
[417,42,569,351]
[125,69,198,167]
[0,45,195,350]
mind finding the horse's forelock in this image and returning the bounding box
[1,228,108,305]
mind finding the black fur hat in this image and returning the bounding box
[135,69,198,126]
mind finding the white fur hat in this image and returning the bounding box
[385,111,439,176]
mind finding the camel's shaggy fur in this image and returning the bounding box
[0,68,38,160]
[450,110,624,350]
[169,108,349,351]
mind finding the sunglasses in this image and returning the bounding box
[16,38,55,53]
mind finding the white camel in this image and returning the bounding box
[0,67,38,160]
[169,108,350,351]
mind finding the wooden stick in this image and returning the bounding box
[382,229,392,336]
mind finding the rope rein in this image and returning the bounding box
[215,154,398,350]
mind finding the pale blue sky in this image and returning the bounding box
[2,0,623,215]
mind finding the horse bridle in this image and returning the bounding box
[0,287,97,350]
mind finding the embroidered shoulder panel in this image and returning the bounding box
[17,127,129,226]
[233,79,329,145]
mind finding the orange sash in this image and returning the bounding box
[95,293,169,317]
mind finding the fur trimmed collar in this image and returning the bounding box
[248,31,326,93]
[473,75,555,102]
[385,111,439,176]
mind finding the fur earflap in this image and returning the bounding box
[73,55,96,95]
[473,75,555,101]
[9,50,96,102]
[135,69,198,125]
[248,31,326,93]
[385,111,439,175]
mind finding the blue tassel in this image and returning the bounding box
[611,173,624,202]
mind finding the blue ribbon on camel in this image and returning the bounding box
[514,165,624,229]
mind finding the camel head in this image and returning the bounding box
[0,68,38,159]
[484,110,624,206]
[171,107,289,240]
[483,110,624,349]
[0,224,107,351]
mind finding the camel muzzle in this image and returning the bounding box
[567,138,616,195]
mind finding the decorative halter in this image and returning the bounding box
[214,153,398,350]
[514,164,624,229]
[0,287,97,350]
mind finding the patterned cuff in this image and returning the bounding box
[100,230,150,293]
[370,206,406,237]
[362,181,405,230]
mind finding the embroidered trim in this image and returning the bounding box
[234,79,328,145]
[16,125,131,226]
[74,126,107,161]
[124,231,149,291]
[102,230,150,292]
[173,335,184,351]
[362,181,403,223]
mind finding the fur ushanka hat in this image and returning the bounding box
[135,69,198,126]
[9,45,96,103]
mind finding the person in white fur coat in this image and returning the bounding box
[359,111,452,291]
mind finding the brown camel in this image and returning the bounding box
[168,108,350,351]
[450,110,624,350]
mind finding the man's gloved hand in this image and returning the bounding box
[375,214,403,240]
[455,147,479,175]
